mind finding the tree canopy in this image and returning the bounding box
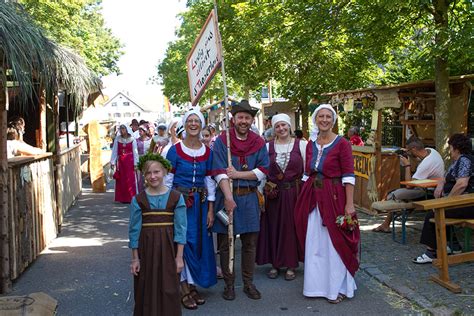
[19,0,123,76]
[157,0,473,120]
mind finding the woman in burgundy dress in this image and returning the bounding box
[294,104,359,304]
[256,114,307,281]
[110,124,139,203]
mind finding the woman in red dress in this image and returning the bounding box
[256,114,307,281]
[111,124,139,203]
[294,104,359,304]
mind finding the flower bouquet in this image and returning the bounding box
[335,213,359,231]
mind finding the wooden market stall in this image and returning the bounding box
[0,2,101,293]
[325,75,474,212]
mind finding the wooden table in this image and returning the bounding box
[400,178,441,188]
[412,193,474,293]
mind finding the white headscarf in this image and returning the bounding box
[310,104,337,141]
[168,117,180,135]
[176,121,186,138]
[271,113,292,129]
[182,106,205,129]
[117,124,133,137]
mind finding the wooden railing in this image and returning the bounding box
[7,154,57,280]
[56,144,82,226]
[6,145,82,281]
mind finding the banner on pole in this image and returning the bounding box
[187,10,222,106]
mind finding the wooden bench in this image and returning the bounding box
[371,200,415,244]
[428,218,474,252]
[413,194,474,293]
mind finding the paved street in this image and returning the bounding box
[4,181,472,315]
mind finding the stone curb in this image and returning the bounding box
[360,264,454,316]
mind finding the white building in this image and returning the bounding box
[102,92,147,121]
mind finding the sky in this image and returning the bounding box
[100,0,187,111]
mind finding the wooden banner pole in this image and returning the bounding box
[213,0,234,274]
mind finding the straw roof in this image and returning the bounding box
[0,2,100,112]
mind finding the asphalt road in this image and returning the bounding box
[6,185,420,315]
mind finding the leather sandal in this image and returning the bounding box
[189,288,206,305]
[181,293,197,310]
[372,226,390,233]
[328,294,346,304]
[284,269,296,281]
[266,268,279,279]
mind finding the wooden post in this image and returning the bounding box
[53,93,61,230]
[430,207,461,293]
[38,89,47,150]
[0,84,12,293]
[375,110,382,201]
[88,120,105,192]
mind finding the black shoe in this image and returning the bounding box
[243,284,261,300]
[222,286,235,300]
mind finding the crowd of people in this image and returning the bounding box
[122,102,474,315]
[122,101,361,315]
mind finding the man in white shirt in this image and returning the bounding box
[372,136,444,232]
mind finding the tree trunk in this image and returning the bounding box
[0,82,12,293]
[299,95,311,138]
[300,103,309,138]
[433,0,451,161]
[243,88,250,100]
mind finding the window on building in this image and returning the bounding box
[123,101,130,106]
[124,112,132,118]
[114,113,121,118]
[134,112,141,117]
[112,102,117,107]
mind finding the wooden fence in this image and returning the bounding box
[56,144,82,227]
[6,145,82,282]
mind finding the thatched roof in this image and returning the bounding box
[0,2,101,112]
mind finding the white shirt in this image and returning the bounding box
[7,140,44,158]
[412,148,445,180]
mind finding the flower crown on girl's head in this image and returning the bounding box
[137,153,172,172]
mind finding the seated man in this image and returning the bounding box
[372,136,444,233]
[7,126,44,158]
[414,133,474,263]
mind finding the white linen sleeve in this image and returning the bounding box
[205,176,216,201]
[215,173,229,185]
[252,168,266,182]
[110,138,118,165]
[132,139,139,166]
[164,173,174,189]
[299,140,308,167]
[342,176,356,186]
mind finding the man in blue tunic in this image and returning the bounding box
[211,100,269,301]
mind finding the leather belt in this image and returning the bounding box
[175,186,207,196]
[279,179,301,190]
[312,175,342,189]
[233,186,257,196]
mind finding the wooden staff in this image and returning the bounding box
[213,0,234,274]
